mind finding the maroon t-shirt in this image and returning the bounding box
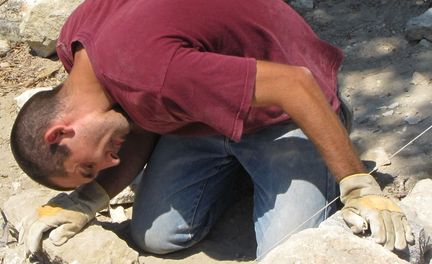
[56,0,343,141]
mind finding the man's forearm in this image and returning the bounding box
[96,131,159,198]
[253,61,365,181]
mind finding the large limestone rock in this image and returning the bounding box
[20,0,83,57]
[260,225,409,264]
[260,212,410,264]
[2,188,139,264]
[41,225,138,264]
[406,8,432,42]
[401,179,432,240]
[0,0,83,57]
[0,0,24,42]
[260,179,432,264]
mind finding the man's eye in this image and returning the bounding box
[81,164,95,178]
[81,170,93,178]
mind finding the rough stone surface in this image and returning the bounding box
[401,179,432,240]
[20,0,83,57]
[2,188,139,264]
[406,8,432,41]
[260,224,409,264]
[260,211,426,264]
[401,179,432,264]
[0,0,83,57]
[0,246,27,264]
[0,0,25,42]
[41,225,138,264]
[320,212,428,264]
[260,179,432,264]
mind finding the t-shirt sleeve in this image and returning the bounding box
[162,47,257,141]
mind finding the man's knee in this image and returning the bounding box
[130,211,205,254]
[130,221,188,254]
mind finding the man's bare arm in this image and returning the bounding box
[253,60,365,181]
[96,130,159,198]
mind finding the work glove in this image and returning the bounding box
[339,173,414,250]
[19,181,110,254]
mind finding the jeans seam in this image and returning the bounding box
[224,137,234,155]
[187,156,233,241]
[189,179,208,230]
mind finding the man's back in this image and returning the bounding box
[57,0,343,140]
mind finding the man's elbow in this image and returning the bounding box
[253,61,316,107]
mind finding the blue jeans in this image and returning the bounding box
[130,122,338,258]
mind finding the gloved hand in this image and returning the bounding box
[339,173,414,250]
[19,181,110,254]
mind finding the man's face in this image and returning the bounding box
[50,110,130,189]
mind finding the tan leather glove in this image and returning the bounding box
[20,181,110,254]
[340,173,414,250]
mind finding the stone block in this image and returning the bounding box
[2,188,139,264]
[261,178,432,264]
[0,0,83,57]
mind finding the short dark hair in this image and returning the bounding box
[10,83,72,190]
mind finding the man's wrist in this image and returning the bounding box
[339,173,370,184]
[70,181,110,214]
[339,173,382,204]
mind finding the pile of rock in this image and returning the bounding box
[1,179,432,263]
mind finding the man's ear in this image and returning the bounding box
[44,125,75,144]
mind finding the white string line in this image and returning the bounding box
[368,123,432,174]
[254,122,432,262]
[254,196,340,262]
[386,123,432,162]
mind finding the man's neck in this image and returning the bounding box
[62,48,113,113]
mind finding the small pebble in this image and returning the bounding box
[369,114,379,122]
[382,110,394,116]
[0,62,10,68]
[109,206,128,223]
[419,39,432,48]
[410,72,428,85]
[0,39,10,57]
[405,116,420,125]
[388,102,399,109]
